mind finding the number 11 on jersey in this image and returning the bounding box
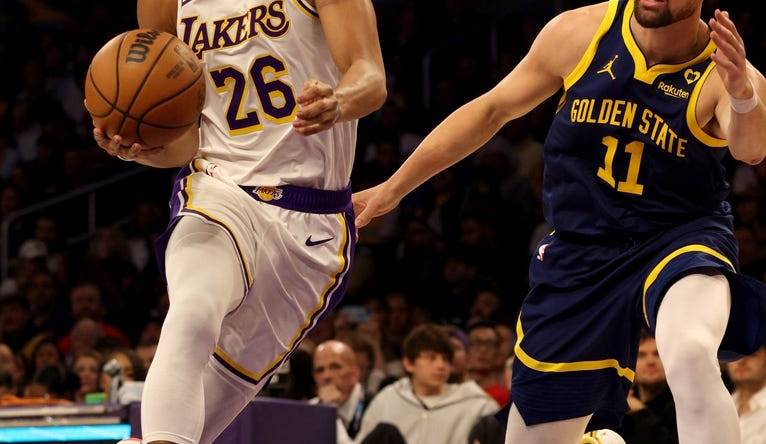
[597,136,645,196]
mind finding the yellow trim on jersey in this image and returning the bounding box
[183,170,255,286]
[291,0,319,19]
[622,0,717,85]
[214,347,262,381]
[514,316,636,382]
[215,213,350,383]
[642,244,734,325]
[686,62,729,148]
[563,0,620,90]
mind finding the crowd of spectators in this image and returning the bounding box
[1,0,766,443]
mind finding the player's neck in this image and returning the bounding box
[629,13,708,67]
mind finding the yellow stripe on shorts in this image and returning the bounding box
[514,316,636,382]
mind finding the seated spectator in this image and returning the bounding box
[467,322,508,405]
[24,364,76,401]
[0,344,24,395]
[24,271,71,338]
[494,323,515,370]
[31,338,62,376]
[72,350,103,403]
[443,325,469,383]
[728,346,766,444]
[357,324,498,444]
[284,348,316,401]
[0,295,36,352]
[615,332,676,444]
[338,331,386,398]
[311,340,367,444]
[100,348,146,402]
[58,282,129,354]
[467,289,502,326]
[69,318,103,356]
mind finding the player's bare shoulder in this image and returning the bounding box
[137,0,177,34]
[539,2,611,81]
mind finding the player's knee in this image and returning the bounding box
[660,335,718,381]
[163,302,222,347]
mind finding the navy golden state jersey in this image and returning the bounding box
[544,0,730,235]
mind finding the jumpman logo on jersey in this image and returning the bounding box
[597,55,619,80]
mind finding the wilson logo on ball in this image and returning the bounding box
[126,30,161,64]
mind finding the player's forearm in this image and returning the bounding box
[134,126,199,168]
[727,100,766,165]
[334,59,386,121]
[385,96,506,200]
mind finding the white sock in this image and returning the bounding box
[142,217,245,444]
[656,273,741,444]
[504,403,591,444]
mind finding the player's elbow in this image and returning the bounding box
[731,148,766,165]
[743,155,765,166]
[368,71,387,111]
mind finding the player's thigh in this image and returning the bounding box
[212,206,353,386]
[165,215,248,316]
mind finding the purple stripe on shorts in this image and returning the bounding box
[240,185,351,214]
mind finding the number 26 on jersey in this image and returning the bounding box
[209,54,297,135]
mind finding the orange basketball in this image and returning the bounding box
[84,29,205,148]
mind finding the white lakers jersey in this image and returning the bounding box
[177,0,356,190]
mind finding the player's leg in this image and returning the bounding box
[197,360,259,444]
[142,217,245,444]
[655,272,740,444]
[505,404,591,444]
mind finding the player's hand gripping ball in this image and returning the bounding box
[85,30,205,150]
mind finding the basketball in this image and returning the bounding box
[84,29,205,148]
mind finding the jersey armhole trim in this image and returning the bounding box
[686,62,729,148]
[563,0,620,91]
[292,0,319,19]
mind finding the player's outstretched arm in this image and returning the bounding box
[709,9,766,165]
[293,0,386,136]
[353,4,606,227]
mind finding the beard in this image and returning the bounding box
[634,0,698,28]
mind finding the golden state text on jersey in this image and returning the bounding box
[544,0,731,236]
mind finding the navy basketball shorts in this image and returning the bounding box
[505,215,766,431]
